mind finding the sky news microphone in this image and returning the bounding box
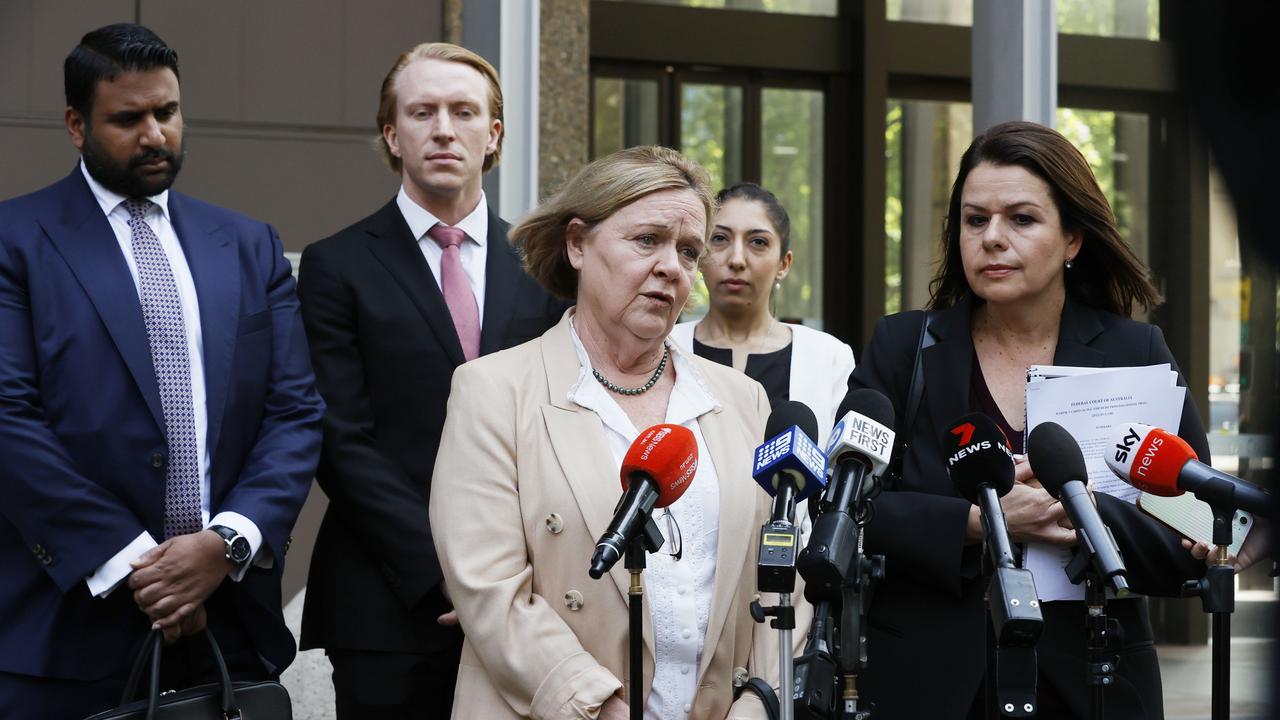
[1106,422,1273,519]
[752,401,826,594]
[589,424,698,579]
[942,413,1017,570]
[799,388,895,600]
[1027,422,1130,597]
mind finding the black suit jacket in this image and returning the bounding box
[850,294,1208,720]
[297,198,567,653]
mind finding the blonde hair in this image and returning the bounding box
[513,146,714,300]
[375,42,504,174]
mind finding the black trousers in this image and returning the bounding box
[328,638,464,720]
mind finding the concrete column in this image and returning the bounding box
[972,0,1057,132]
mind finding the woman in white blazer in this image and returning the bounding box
[430,147,779,720]
[670,183,855,448]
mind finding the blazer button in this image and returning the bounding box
[31,543,44,557]
[733,666,749,688]
[564,590,584,611]
[283,536,292,555]
[150,453,165,468]
[545,513,564,535]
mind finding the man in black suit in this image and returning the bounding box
[297,43,567,717]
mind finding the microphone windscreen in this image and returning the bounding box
[1104,423,1197,496]
[766,401,820,443]
[837,388,896,431]
[621,424,698,508]
[1026,422,1087,496]
[941,412,1015,502]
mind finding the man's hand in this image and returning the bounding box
[158,603,208,644]
[129,530,233,631]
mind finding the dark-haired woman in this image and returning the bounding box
[670,183,854,448]
[850,121,1208,719]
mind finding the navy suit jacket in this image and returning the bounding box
[0,168,323,680]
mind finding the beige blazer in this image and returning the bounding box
[430,311,778,719]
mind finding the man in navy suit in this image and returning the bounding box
[0,24,323,717]
[297,43,566,717]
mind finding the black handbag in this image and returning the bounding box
[84,629,291,720]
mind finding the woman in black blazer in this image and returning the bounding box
[850,121,1207,719]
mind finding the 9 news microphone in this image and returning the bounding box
[1027,422,1130,596]
[943,413,1017,569]
[752,401,827,593]
[589,424,698,579]
[798,388,895,600]
[1106,422,1273,519]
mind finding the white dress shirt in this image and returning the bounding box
[395,187,489,324]
[567,317,721,720]
[79,161,266,597]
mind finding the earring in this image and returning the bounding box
[1065,259,1074,269]
[770,279,781,317]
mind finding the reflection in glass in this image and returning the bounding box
[887,0,1159,39]
[681,84,744,192]
[762,87,824,326]
[592,77,660,160]
[602,0,836,17]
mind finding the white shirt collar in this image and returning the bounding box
[566,312,720,433]
[79,159,171,222]
[396,186,489,246]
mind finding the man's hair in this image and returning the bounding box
[376,43,504,174]
[65,24,179,117]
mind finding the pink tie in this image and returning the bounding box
[427,224,481,361]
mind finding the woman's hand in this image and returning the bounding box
[1002,481,1076,545]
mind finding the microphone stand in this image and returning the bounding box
[751,481,801,720]
[1064,549,1120,720]
[1180,503,1237,720]
[976,487,1042,719]
[623,517,666,720]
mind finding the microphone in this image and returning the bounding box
[751,401,827,594]
[799,388,895,600]
[589,424,698,579]
[1106,423,1273,519]
[942,413,1017,569]
[1027,422,1130,597]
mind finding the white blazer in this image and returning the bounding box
[669,321,856,447]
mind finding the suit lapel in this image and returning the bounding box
[696,398,754,677]
[538,316,659,660]
[1052,297,1107,367]
[169,193,238,461]
[479,210,517,355]
[921,297,974,439]
[363,200,466,366]
[40,170,165,432]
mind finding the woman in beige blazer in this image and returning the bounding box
[430,146,779,720]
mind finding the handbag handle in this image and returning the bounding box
[119,628,243,720]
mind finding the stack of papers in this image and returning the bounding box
[1021,364,1186,600]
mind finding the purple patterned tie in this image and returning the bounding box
[427,224,481,361]
[123,199,201,538]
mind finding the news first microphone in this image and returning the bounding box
[589,424,698,579]
[1106,422,1273,519]
[1027,422,1130,597]
[752,401,827,593]
[798,388,895,600]
[943,413,1042,649]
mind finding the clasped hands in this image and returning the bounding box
[127,530,234,643]
[997,455,1085,546]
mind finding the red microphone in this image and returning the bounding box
[1106,423,1272,518]
[590,425,698,578]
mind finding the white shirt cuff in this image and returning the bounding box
[209,511,273,581]
[86,531,158,598]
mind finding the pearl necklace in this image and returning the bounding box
[592,347,669,396]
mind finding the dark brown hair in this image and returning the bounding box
[928,120,1161,317]
[715,183,791,255]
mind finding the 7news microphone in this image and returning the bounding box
[589,424,698,579]
[1026,422,1130,596]
[1105,422,1273,519]
[752,401,828,592]
[798,388,896,600]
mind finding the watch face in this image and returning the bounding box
[229,536,252,564]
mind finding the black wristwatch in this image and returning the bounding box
[209,525,252,568]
